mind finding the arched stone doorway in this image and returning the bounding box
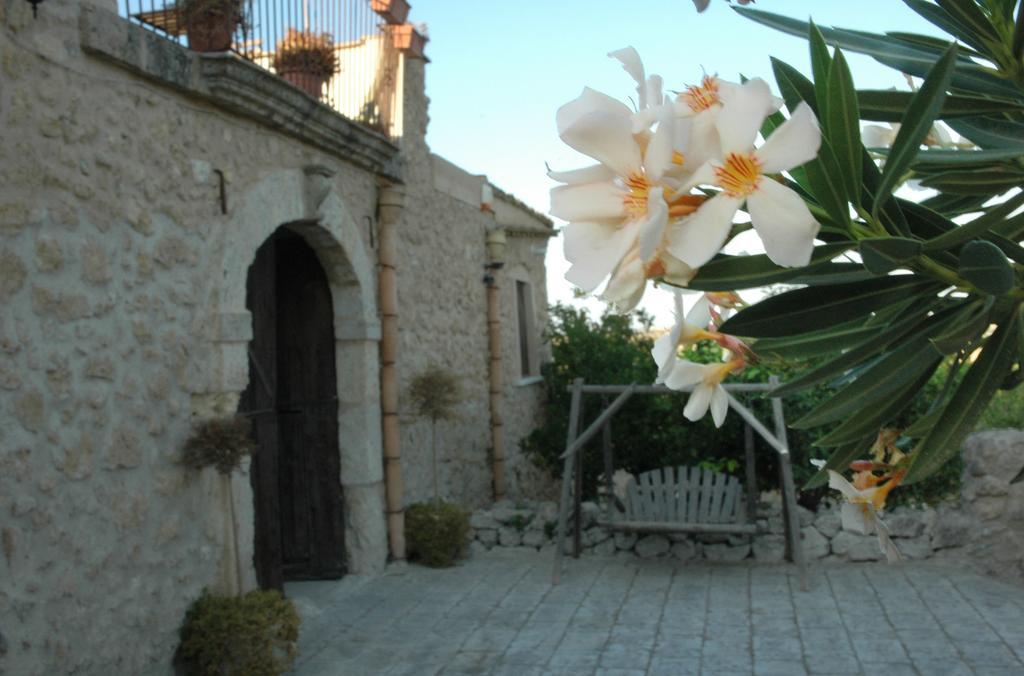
[199,169,388,590]
[240,227,346,589]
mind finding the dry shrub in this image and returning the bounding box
[182,416,255,475]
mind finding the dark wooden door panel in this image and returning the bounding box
[242,228,346,587]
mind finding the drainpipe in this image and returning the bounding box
[378,182,405,560]
[484,224,507,502]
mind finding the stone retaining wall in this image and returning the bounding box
[469,430,1024,585]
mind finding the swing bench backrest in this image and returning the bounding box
[621,466,748,528]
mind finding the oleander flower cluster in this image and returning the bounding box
[815,430,909,563]
[550,48,822,426]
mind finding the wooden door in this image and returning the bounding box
[240,229,345,589]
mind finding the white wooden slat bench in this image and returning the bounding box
[598,466,759,536]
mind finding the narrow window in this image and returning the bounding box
[516,280,534,378]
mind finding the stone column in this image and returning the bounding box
[336,318,388,574]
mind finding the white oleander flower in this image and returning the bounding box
[827,469,903,563]
[550,49,706,304]
[666,79,822,269]
[652,291,716,383]
[663,357,744,427]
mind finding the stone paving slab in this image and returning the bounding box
[287,548,1024,676]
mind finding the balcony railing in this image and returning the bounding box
[121,0,405,139]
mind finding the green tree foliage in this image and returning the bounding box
[523,303,963,508]
[678,2,1024,487]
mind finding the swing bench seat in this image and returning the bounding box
[597,465,759,536]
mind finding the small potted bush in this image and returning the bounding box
[181,0,243,53]
[177,589,300,675]
[404,367,470,567]
[405,502,470,568]
[271,29,339,100]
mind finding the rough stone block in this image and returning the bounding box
[522,530,544,548]
[492,505,534,529]
[801,526,829,559]
[533,501,558,525]
[343,483,387,574]
[0,249,27,300]
[498,527,523,547]
[963,430,1024,481]
[932,509,975,550]
[614,532,638,551]
[753,535,785,562]
[886,508,928,538]
[815,510,841,539]
[963,475,1010,502]
[589,539,616,556]
[13,389,45,432]
[896,535,932,560]
[34,237,64,272]
[582,527,610,547]
[476,529,498,546]
[703,543,750,562]
[972,496,1008,521]
[1005,483,1024,522]
[831,531,882,561]
[470,512,497,530]
[580,501,600,529]
[670,540,698,561]
[635,535,670,558]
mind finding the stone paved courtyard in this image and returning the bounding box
[287,548,1024,676]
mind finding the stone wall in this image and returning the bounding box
[0,2,387,672]
[394,59,554,508]
[0,1,553,673]
[469,431,1024,585]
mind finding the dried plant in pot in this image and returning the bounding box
[271,29,340,100]
[181,416,255,475]
[181,0,243,53]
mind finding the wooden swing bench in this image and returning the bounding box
[601,466,760,537]
[552,378,808,590]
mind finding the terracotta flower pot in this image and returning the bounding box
[389,24,428,59]
[371,0,411,25]
[280,70,329,100]
[185,7,238,52]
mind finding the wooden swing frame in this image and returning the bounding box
[551,375,809,591]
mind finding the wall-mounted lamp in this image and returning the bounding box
[483,228,506,285]
[25,0,45,18]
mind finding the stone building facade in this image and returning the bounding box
[0,0,554,672]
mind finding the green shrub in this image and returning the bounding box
[178,589,300,676]
[405,501,470,568]
[522,303,960,510]
[181,416,255,475]
[978,385,1024,430]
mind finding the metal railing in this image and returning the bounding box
[121,0,402,138]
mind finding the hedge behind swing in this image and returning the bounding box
[551,376,808,591]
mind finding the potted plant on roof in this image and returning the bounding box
[181,0,243,53]
[388,23,428,59]
[271,29,339,100]
[371,0,410,25]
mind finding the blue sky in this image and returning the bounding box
[407,1,944,324]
